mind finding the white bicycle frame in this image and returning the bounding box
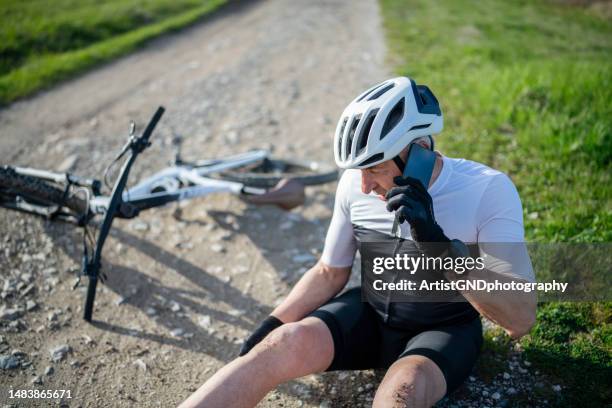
[4,107,314,323]
[88,149,269,213]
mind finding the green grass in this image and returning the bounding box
[380,0,611,406]
[0,0,227,105]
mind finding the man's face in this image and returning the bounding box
[360,159,402,201]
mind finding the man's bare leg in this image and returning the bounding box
[179,317,334,408]
[372,355,446,408]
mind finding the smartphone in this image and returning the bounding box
[403,143,436,189]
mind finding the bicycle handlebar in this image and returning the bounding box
[83,106,165,322]
[139,106,165,147]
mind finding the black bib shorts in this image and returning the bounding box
[308,287,483,395]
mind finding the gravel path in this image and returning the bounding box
[0,1,389,407]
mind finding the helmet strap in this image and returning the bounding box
[392,156,406,174]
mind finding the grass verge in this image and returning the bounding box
[379,0,611,406]
[0,0,227,105]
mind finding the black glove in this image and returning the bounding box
[238,315,284,356]
[385,176,450,256]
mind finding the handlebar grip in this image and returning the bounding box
[140,106,165,143]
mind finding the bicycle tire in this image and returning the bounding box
[216,158,338,188]
[0,166,88,215]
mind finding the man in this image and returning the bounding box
[180,77,537,408]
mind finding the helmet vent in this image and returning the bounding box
[356,109,378,155]
[345,115,361,160]
[367,83,395,101]
[339,117,348,138]
[380,97,405,140]
[409,123,431,131]
[358,152,384,167]
[356,82,386,102]
[338,117,348,159]
[413,83,442,116]
[419,89,429,105]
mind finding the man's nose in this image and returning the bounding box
[361,171,376,194]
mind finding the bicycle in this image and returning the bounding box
[0,106,337,322]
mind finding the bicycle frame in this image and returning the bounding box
[2,106,311,322]
[11,150,272,220]
[89,150,269,215]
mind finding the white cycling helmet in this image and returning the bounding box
[333,76,443,169]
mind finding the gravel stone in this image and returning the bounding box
[170,328,185,337]
[0,308,23,321]
[211,244,225,253]
[49,344,71,362]
[131,221,149,231]
[133,359,147,372]
[198,315,212,329]
[25,300,37,311]
[0,354,20,369]
[42,267,58,277]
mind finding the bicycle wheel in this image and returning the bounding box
[216,157,338,188]
[0,166,88,215]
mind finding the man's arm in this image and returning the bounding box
[456,174,537,338]
[238,260,351,357]
[444,243,537,339]
[238,171,357,356]
[459,277,536,339]
[271,260,351,323]
[386,173,537,339]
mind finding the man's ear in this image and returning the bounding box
[416,139,430,150]
[399,145,410,162]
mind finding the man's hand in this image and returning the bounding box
[238,315,284,357]
[385,176,450,254]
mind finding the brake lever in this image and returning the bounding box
[171,134,184,165]
[129,134,152,154]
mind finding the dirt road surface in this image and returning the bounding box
[1,0,389,407]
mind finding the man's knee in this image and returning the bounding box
[252,318,333,378]
[259,321,310,354]
[374,356,446,408]
[385,362,428,401]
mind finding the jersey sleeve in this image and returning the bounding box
[320,171,358,268]
[476,173,536,282]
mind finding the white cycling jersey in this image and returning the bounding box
[321,153,536,283]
